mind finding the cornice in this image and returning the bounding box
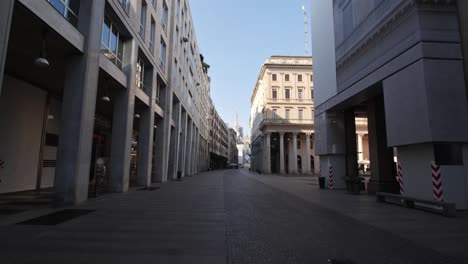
[336,0,456,70]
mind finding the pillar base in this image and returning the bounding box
[319,154,346,189]
[367,180,400,194]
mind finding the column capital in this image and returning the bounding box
[279,132,285,136]
[292,132,299,136]
[357,132,366,137]
[305,132,312,136]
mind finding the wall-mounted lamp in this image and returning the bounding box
[134,114,141,119]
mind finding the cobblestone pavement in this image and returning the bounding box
[0,169,467,264]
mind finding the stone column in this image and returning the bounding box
[279,132,285,174]
[344,109,358,180]
[109,40,137,192]
[291,133,298,174]
[191,128,197,175]
[367,96,399,194]
[137,67,158,186]
[185,120,193,176]
[315,111,347,189]
[263,132,271,174]
[54,0,105,205]
[0,0,14,96]
[179,111,187,177]
[136,104,155,187]
[357,133,364,161]
[305,132,312,174]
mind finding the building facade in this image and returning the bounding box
[0,0,212,205]
[227,128,238,165]
[311,0,468,209]
[250,56,318,175]
[209,100,228,169]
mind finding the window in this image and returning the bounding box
[298,109,303,120]
[272,88,278,99]
[139,1,147,39]
[310,88,314,99]
[285,88,291,99]
[136,58,146,91]
[152,0,157,8]
[310,74,313,82]
[150,18,156,54]
[47,0,80,27]
[101,15,124,69]
[159,38,167,69]
[156,81,161,104]
[272,109,278,120]
[285,74,290,82]
[298,74,303,82]
[311,109,314,119]
[119,0,130,13]
[272,74,277,81]
[297,141,301,149]
[285,109,290,119]
[162,0,169,32]
[298,88,304,100]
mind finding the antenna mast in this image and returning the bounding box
[302,6,309,56]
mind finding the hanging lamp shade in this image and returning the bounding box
[34,32,50,68]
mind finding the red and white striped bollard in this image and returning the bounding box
[328,166,334,189]
[396,162,404,195]
[431,162,443,202]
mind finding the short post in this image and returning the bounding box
[328,166,334,189]
[396,162,404,195]
[431,161,443,202]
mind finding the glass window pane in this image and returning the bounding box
[110,27,118,53]
[68,0,81,15]
[118,38,125,62]
[67,12,78,27]
[49,0,65,15]
[102,18,110,46]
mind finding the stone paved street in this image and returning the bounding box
[0,169,467,264]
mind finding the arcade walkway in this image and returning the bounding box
[0,170,467,264]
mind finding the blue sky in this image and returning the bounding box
[190,0,312,136]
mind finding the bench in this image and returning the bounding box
[376,192,456,217]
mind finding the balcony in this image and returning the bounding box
[260,118,314,128]
[267,98,313,105]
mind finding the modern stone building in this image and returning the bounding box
[0,0,212,205]
[311,0,468,209]
[227,128,238,165]
[209,100,228,169]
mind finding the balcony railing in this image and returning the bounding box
[267,98,313,104]
[260,118,314,127]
